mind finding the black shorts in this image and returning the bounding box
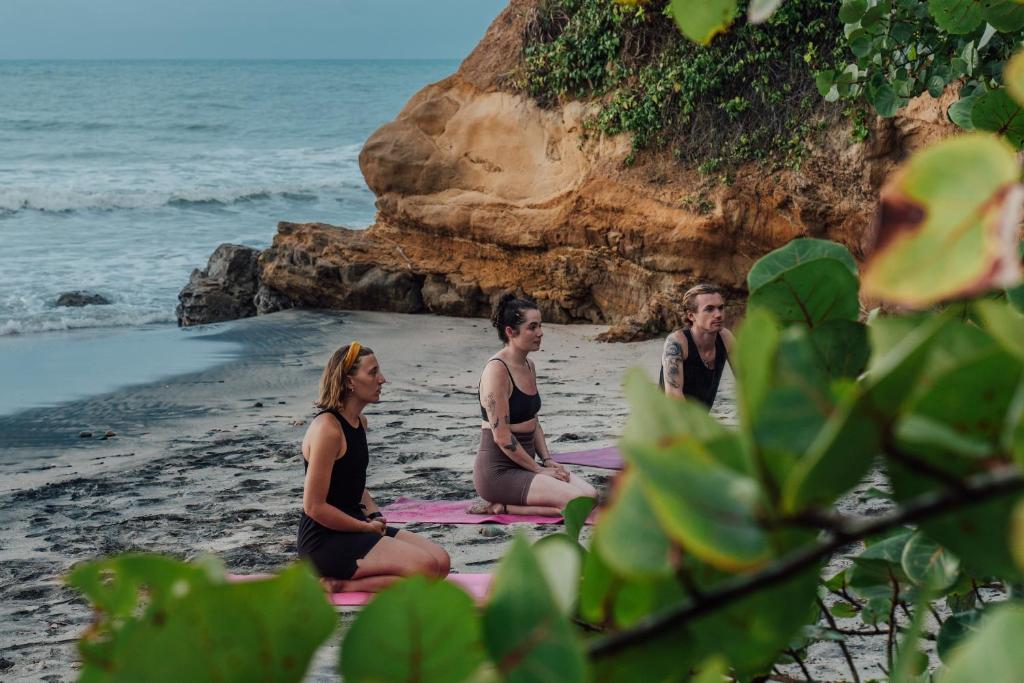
[298,515,400,580]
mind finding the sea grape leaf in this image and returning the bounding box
[861,134,1023,307]
[783,315,951,511]
[746,238,860,327]
[937,609,986,664]
[929,0,985,33]
[563,496,596,544]
[973,299,1024,360]
[808,319,870,378]
[982,0,1024,30]
[341,576,483,683]
[752,327,837,493]
[624,438,771,571]
[901,531,961,592]
[481,535,587,683]
[1012,499,1024,571]
[594,470,673,578]
[692,656,729,683]
[578,544,615,626]
[621,368,751,476]
[1007,50,1024,106]
[534,535,583,616]
[669,0,738,45]
[747,238,858,291]
[895,414,994,460]
[839,0,869,22]
[733,306,780,430]
[947,91,980,130]
[941,606,1024,682]
[872,83,900,117]
[1004,378,1024,469]
[610,575,686,628]
[69,556,335,683]
[747,0,783,22]
[971,88,1024,148]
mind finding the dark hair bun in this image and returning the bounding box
[490,292,538,343]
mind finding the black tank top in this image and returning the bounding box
[478,358,542,424]
[658,329,728,410]
[302,408,368,519]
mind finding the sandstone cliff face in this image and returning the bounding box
[188,0,960,338]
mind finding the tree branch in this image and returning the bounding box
[816,597,861,683]
[589,466,1024,660]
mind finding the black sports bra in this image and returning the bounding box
[479,358,542,424]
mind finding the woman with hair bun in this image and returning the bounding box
[298,342,450,592]
[472,293,597,516]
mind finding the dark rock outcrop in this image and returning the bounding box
[55,291,110,307]
[176,244,260,326]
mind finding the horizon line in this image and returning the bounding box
[0,56,464,62]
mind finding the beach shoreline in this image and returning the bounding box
[0,308,667,680]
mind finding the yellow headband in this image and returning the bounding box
[341,341,362,374]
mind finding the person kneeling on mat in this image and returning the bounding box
[472,293,597,517]
[297,342,450,592]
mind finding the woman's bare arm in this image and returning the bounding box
[302,417,379,533]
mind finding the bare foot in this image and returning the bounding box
[319,577,343,593]
[467,500,506,515]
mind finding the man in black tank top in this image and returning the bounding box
[659,284,735,410]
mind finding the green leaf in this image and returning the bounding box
[971,89,1024,148]
[1006,50,1024,107]
[1004,378,1024,469]
[942,606,1024,682]
[563,496,596,544]
[901,531,961,592]
[974,299,1024,360]
[578,545,615,626]
[624,438,771,571]
[621,368,751,476]
[830,602,859,618]
[815,70,835,97]
[849,29,874,58]
[692,656,730,683]
[669,0,738,44]
[481,535,587,683]
[861,134,1023,308]
[937,609,986,664]
[747,241,860,328]
[808,319,870,378]
[69,556,335,683]
[948,93,980,130]
[594,470,673,578]
[748,237,858,293]
[534,535,583,616]
[733,307,781,430]
[872,83,900,117]
[341,576,483,683]
[982,0,1024,30]
[840,0,869,22]
[929,0,985,33]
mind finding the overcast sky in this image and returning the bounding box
[0,0,508,59]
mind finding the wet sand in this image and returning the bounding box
[0,309,671,680]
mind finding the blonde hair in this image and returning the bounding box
[316,343,374,410]
[682,284,724,327]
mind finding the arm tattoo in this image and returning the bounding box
[502,435,519,453]
[484,392,499,428]
[663,340,683,389]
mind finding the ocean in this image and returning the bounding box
[0,59,457,337]
[0,60,457,415]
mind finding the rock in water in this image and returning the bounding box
[176,244,260,327]
[55,291,110,307]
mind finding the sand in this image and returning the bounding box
[2,308,904,682]
[0,309,673,680]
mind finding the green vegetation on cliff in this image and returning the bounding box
[518,0,848,169]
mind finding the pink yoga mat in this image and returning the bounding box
[230,572,492,606]
[381,497,595,525]
[553,445,623,470]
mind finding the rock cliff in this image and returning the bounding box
[179,0,959,337]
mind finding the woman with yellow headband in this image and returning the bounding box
[297,342,450,592]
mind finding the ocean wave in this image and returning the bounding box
[0,310,175,337]
[0,181,364,214]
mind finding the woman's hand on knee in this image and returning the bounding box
[539,466,569,482]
